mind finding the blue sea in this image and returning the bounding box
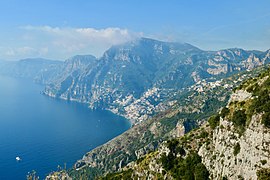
[0,75,130,179]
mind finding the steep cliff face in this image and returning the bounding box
[199,70,270,179]
[97,67,270,180]
[44,55,97,101]
[199,113,270,179]
[43,38,270,124]
[44,66,268,180]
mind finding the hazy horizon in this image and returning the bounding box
[0,0,270,60]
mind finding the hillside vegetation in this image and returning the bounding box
[46,66,270,179]
[102,67,270,179]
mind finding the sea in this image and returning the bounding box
[0,75,130,179]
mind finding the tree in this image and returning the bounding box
[208,115,220,129]
[194,163,210,180]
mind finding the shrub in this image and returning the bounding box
[208,115,220,129]
[160,150,209,179]
[233,143,241,156]
[199,131,209,139]
[167,139,179,154]
[257,168,270,180]
[260,160,267,165]
[232,110,246,127]
[220,107,229,118]
[176,146,186,156]
[194,163,210,180]
[262,112,270,128]
[232,110,247,134]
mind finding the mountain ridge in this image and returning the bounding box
[43,38,270,124]
[45,63,270,180]
[97,66,270,180]
[3,38,267,179]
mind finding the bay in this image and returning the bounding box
[0,75,130,179]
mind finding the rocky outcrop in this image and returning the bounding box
[228,90,252,103]
[199,73,270,179]
[199,114,270,179]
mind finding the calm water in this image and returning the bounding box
[0,75,130,179]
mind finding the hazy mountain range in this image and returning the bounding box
[1,38,270,179]
[1,38,270,125]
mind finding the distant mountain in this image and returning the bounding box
[44,55,97,98]
[0,58,62,84]
[44,38,270,124]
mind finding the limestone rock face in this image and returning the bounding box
[198,75,270,179]
[228,90,252,103]
[169,120,185,138]
[199,114,270,179]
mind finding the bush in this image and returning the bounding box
[176,146,186,156]
[232,110,247,134]
[160,150,209,179]
[257,168,270,180]
[262,112,270,128]
[220,107,229,118]
[102,169,133,179]
[233,143,241,156]
[194,163,210,180]
[248,87,270,128]
[208,115,220,129]
[160,153,174,170]
[250,89,270,113]
[260,160,267,165]
[232,110,246,127]
[167,139,179,155]
[199,131,209,139]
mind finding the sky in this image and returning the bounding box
[0,0,270,60]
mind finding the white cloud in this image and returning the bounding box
[16,26,143,60]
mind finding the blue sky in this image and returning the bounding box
[0,0,270,60]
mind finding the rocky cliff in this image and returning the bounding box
[45,65,269,180]
[96,67,270,180]
[43,38,270,125]
[199,69,270,179]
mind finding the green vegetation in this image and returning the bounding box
[240,68,270,129]
[208,115,220,129]
[260,160,267,165]
[233,143,241,156]
[50,64,270,179]
[232,110,247,134]
[249,87,270,128]
[101,169,134,180]
[257,168,270,180]
[160,140,209,180]
[201,98,222,113]
[199,130,209,139]
[262,112,270,128]
[160,151,209,180]
[69,166,102,180]
[249,89,270,113]
[220,107,230,118]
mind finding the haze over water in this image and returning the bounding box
[0,75,130,179]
